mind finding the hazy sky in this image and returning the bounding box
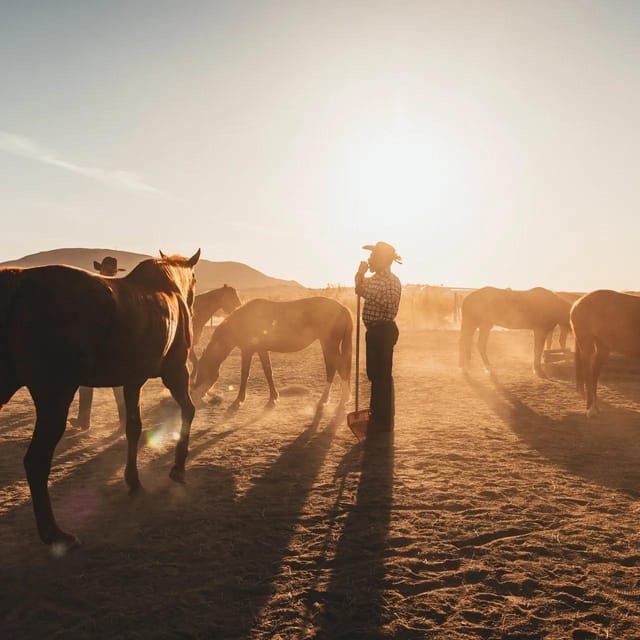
[2,1,640,289]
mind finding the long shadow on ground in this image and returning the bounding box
[465,372,640,497]
[1,400,340,640]
[312,432,394,640]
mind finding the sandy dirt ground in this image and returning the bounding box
[1,326,640,639]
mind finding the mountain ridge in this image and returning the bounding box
[0,248,304,292]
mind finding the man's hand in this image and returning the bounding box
[357,261,369,277]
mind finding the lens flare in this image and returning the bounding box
[145,421,179,450]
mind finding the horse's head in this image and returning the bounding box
[191,320,235,401]
[221,284,242,314]
[157,249,201,308]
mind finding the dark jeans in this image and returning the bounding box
[365,321,399,431]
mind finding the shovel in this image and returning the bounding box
[347,295,370,441]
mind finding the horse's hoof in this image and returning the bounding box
[169,466,186,484]
[264,400,277,410]
[127,477,144,496]
[586,406,600,418]
[47,531,81,556]
[69,417,90,430]
[128,484,145,497]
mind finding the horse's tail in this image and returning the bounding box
[338,307,353,393]
[0,268,24,406]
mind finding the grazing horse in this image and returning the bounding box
[189,285,242,368]
[192,297,352,411]
[0,250,200,549]
[459,286,571,376]
[571,289,640,417]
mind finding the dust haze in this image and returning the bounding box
[2,284,639,639]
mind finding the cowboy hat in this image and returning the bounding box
[94,256,126,276]
[362,241,402,264]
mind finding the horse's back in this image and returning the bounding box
[571,290,640,355]
[5,265,180,382]
[7,266,116,384]
[462,286,567,329]
[237,296,349,324]
[226,296,351,351]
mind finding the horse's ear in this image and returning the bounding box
[223,283,228,288]
[159,250,167,259]
[187,248,201,267]
[93,260,102,271]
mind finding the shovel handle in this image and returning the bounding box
[355,295,361,412]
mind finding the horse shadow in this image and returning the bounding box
[465,371,640,497]
[312,432,394,639]
[1,395,342,639]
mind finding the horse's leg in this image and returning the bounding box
[188,347,199,373]
[257,351,279,409]
[589,341,609,417]
[24,386,79,548]
[113,386,126,431]
[69,386,93,430]
[545,327,554,351]
[579,338,597,416]
[123,383,144,494]
[559,324,569,351]
[477,325,492,372]
[0,377,20,410]
[458,317,475,370]
[336,342,351,409]
[533,329,548,378]
[162,366,195,484]
[188,324,204,373]
[318,340,337,406]
[574,340,585,396]
[229,350,252,411]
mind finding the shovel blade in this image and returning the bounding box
[347,408,371,441]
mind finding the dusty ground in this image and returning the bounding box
[1,327,640,639]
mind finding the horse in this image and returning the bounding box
[189,284,242,368]
[570,289,640,417]
[459,286,571,376]
[0,249,200,549]
[192,296,352,411]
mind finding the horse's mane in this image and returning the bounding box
[126,256,193,296]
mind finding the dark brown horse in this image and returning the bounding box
[0,250,200,549]
[192,297,352,411]
[189,285,242,368]
[571,289,640,417]
[459,286,571,376]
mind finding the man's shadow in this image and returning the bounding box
[465,371,640,497]
[313,431,394,639]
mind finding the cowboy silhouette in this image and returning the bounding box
[68,256,126,430]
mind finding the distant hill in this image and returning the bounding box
[0,248,304,293]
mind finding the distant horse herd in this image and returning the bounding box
[0,252,636,548]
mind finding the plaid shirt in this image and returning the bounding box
[359,270,402,327]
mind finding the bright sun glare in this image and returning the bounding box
[335,118,475,282]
